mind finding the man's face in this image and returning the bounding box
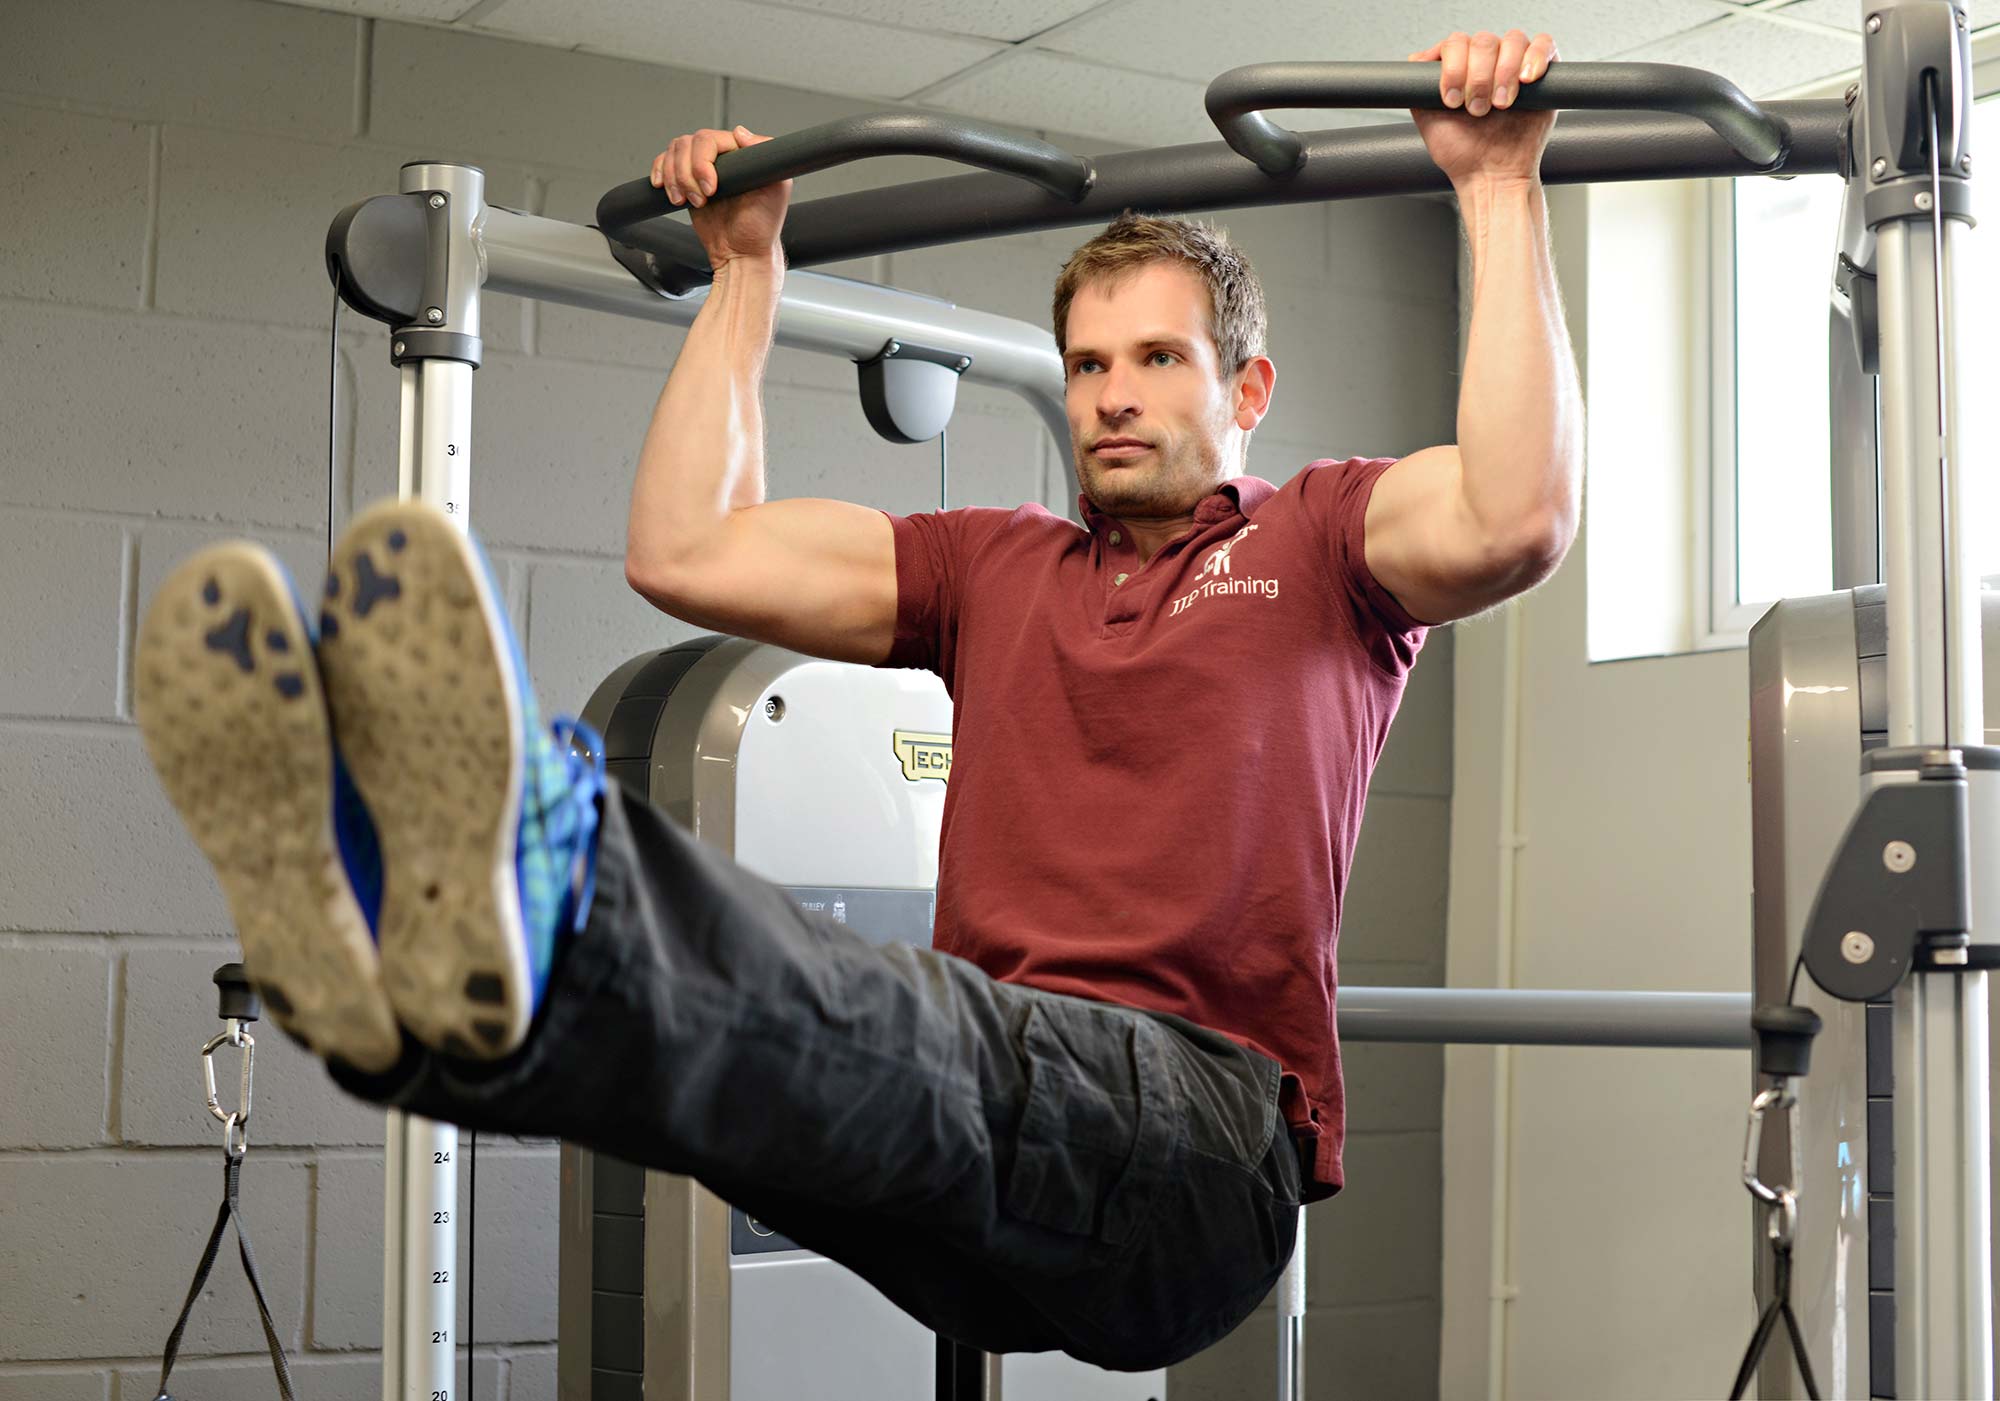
[1061,262,1255,521]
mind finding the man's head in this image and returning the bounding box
[1052,212,1275,523]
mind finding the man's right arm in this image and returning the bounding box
[622,127,899,667]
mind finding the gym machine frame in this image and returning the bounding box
[326,13,1979,1391]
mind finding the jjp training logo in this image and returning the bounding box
[1169,524,1280,617]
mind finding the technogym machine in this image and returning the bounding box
[327,15,1982,1394]
[1749,3,1989,1394]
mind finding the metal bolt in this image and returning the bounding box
[425,307,445,325]
[392,340,406,356]
[428,193,446,209]
[1843,931,1877,964]
[1935,945,1970,965]
[764,696,786,722]
[1884,840,1917,873]
[887,340,901,356]
[1959,9,1970,28]
[1872,157,1889,179]
[1867,13,1882,32]
[1962,154,1973,172]
[1915,192,1934,211]
[956,356,971,371]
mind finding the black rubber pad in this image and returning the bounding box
[351,552,402,619]
[204,608,255,673]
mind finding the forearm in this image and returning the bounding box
[626,254,784,577]
[1454,175,1583,551]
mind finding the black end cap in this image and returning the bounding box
[213,962,262,1024]
[1752,1003,1822,1079]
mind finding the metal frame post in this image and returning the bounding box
[1276,1207,1305,1401]
[380,157,485,1401]
[1861,3,1991,1394]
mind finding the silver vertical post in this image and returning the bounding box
[1276,1206,1305,1400]
[1863,4,1990,1388]
[381,158,485,1401]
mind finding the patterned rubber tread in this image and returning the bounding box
[318,501,532,1057]
[133,545,402,1073]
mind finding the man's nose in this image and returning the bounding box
[1095,361,1143,420]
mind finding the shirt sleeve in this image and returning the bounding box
[877,507,1014,684]
[1299,457,1428,677]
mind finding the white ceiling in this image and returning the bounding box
[265,0,1992,146]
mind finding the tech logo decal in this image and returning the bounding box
[1170,524,1280,617]
[893,731,953,782]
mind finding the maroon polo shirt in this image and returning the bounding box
[878,456,1426,1202]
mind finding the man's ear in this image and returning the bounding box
[1234,356,1276,430]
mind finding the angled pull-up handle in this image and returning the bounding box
[1207,61,1790,176]
[598,112,1096,286]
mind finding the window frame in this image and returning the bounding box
[1707,46,2000,650]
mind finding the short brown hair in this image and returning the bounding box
[1051,211,1267,374]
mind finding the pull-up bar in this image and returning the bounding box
[1206,61,1793,175]
[596,62,1845,294]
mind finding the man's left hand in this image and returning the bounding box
[1408,30,1559,185]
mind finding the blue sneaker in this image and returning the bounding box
[317,499,605,1059]
[134,543,403,1073]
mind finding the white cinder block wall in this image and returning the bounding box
[0,1,1460,1396]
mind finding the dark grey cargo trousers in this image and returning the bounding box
[334,787,1302,1371]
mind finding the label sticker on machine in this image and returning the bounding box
[730,889,938,1258]
[780,887,937,949]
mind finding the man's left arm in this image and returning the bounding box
[1363,29,1584,627]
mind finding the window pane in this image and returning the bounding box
[1733,97,1997,608]
[1734,175,1845,606]
[1966,105,1999,576]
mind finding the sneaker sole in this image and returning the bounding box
[318,500,533,1059]
[134,544,402,1074]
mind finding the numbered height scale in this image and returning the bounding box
[383,184,476,1399]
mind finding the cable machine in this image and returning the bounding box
[324,8,1985,1392]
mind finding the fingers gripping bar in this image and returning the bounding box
[597,113,1096,278]
[1206,61,1791,176]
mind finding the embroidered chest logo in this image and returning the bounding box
[1170,524,1281,617]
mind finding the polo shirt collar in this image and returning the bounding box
[1077,474,1277,535]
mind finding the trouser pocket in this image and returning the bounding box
[1001,997,1174,1253]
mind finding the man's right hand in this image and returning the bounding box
[650,126,792,273]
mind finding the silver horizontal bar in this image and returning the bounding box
[1339,987,1753,1048]
[476,204,1068,446]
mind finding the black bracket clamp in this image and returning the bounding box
[1800,746,1992,1002]
[1857,1,1977,228]
[325,188,485,369]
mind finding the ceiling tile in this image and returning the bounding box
[922,50,1216,143]
[1039,0,1739,85]
[920,48,1395,146]
[1614,14,1862,96]
[475,0,1001,102]
[1778,0,1997,29]
[746,0,1114,43]
[257,0,486,17]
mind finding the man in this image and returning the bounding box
[135,29,1578,1371]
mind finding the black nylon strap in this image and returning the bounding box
[154,1152,297,1401]
[1729,1245,1821,1400]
